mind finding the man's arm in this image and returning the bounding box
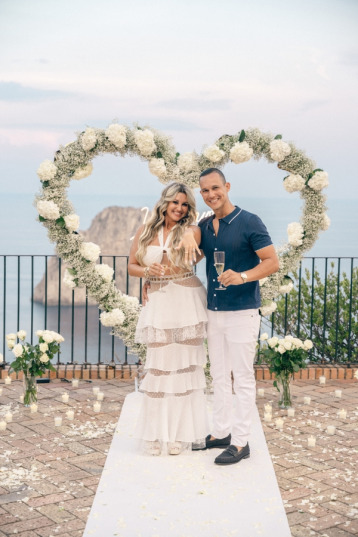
[218,244,279,287]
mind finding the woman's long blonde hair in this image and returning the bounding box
[136,183,197,270]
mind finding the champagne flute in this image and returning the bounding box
[158,264,168,293]
[214,251,226,291]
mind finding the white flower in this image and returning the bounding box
[95,264,114,282]
[293,338,303,349]
[105,124,127,148]
[64,214,79,232]
[268,336,279,348]
[203,144,225,163]
[269,139,291,162]
[303,339,313,350]
[283,340,292,350]
[354,370,358,380]
[39,343,48,352]
[81,128,97,151]
[37,200,60,220]
[37,160,58,182]
[277,345,286,354]
[63,269,76,289]
[260,301,277,316]
[260,333,269,341]
[279,280,294,294]
[36,330,44,338]
[100,309,125,327]
[321,214,331,231]
[42,332,54,343]
[7,341,15,349]
[124,296,140,309]
[13,344,24,358]
[0,353,3,363]
[52,332,64,343]
[259,277,268,287]
[17,330,27,340]
[6,333,16,341]
[308,171,329,191]
[287,222,304,247]
[229,141,253,164]
[80,242,101,262]
[40,353,49,363]
[72,163,93,180]
[283,174,305,193]
[134,129,156,156]
[177,152,197,172]
[148,158,167,179]
[285,335,294,341]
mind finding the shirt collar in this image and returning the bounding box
[219,205,242,224]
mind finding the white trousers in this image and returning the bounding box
[207,309,260,447]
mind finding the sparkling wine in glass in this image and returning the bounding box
[214,251,226,291]
[158,264,168,293]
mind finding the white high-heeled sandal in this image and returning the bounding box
[168,442,182,455]
[146,441,161,456]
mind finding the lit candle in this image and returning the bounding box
[97,392,104,401]
[308,436,316,447]
[275,418,284,430]
[335,389,342,398]
[4,377,11,385]
[66,410,74,420]
[338,409,347,419]
[319,376,326,385]
[72,379,79,388]
[54,416,62,426]
[93,401,101,413]
[257,388,265,397]
[61,393,69,403]
[5,412,12,423]
[264,412,272,422]
[264,403,272,413]
[19,394,24,403]
[0,420,7,431]
[326,425,335,435]
[93,386,100,395]
[304,396,311,405]
[134,377,138,392]
[0,387,3,395]
[287,408,295,417]
[30,403,38,413]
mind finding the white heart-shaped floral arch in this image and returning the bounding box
[35,124,329,359]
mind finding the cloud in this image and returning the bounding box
[0,81,75,102]
[157,98,232,111]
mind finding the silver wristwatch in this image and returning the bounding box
[240,272,248,283]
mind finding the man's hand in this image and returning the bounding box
[176,228,201,265]
[218,270,244,287]
[142,281,150,306]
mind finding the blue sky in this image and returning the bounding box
[0,0,357,201]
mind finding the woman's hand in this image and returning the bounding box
[147,263,166,277]
[176,228,201,265]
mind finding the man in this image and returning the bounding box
[188,168,279,465]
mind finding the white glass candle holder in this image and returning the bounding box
[66,410,74,420]
[326,425,335,435]
[264,403,272,413]
[275,418,284,430]
[30,403,38,413]
[304,396,311,405]
[97,392,104,401]
[257,388,265,397]
[93,386,100,395]
[0,387,3,395]
[338,409,347,419]
[5,412,12,423]
[308,436,316,447]
[93,401,101,413]
[0,420,7,431]
[54,416,62,426]
[72,379,79,388]
[61,393,69,403]
[264,412,272,422]
[287,408,295,417]
[334,389,342,398]
[319,376,326,385]
[4,377,11,385]
[19,394,24,403]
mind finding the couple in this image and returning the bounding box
[128,168,279,464]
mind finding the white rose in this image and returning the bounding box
[100,309,125,327]
[283,340,292,350]
[95,263,114,282]
[0,353,3,363]
[134,129,156,156]
[7,341,15,349]
[42,332,54,344]
[293,338,303,349]
[37,160,58,182]
[6,333,16,341]
[203,144,225,163]
[37,200,60,220]
[177,152,197,172]
[36,330,44,338]
[48,331,64,343]
[13,343,23,358]
[72,163,93,180]
[285,335,294,341]
[308,171,329,191]
[260,333,269,341]
[277,345,286,354]
[229,141,253,164]
[283,174,305,193]
[260,301,277,317]
[287,222,304,247]
[63,269,76,289]
[81,128,97,151]
[321,214,331,231]
[64,214,80,232]
[39,342,48,352]
[148,158,167,179]
[303,339,313,350]
[354,370,358,380]
[80,242,101,262]
[269,139,291,162]
[40,353,50,363]
[105,124,127,148]
[17,330,27,340]
[268,336,279,348]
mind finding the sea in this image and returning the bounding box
[1,193,357,365]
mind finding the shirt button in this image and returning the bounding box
[213,233,215,236]
[214,294,216,297]
[214,248,217,250]
[215,307,217,310]
[213,279,215,282]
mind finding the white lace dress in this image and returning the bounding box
[134,228,209,452]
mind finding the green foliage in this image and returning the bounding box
[273,263,358,363]
[9,336,61,377]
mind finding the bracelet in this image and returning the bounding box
[143,267,150,278]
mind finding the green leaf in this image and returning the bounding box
[39,215,46,222]
[42,180,50,188]
[156,151,163,159]
[273,380,279,392]
[67,268,77,276]
[274,134,282,140]
[56,217,66,228]
[176,152,180,158]
[239,129,246,143]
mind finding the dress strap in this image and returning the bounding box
[158,226,164,248]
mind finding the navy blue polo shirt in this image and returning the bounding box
[198,206,273,311]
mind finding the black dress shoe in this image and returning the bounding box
[214,443,250,465]
[192,433,231,451]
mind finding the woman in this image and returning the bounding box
[128,182,208,456]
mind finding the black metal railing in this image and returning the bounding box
[1,255,357,366]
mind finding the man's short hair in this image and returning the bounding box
[199,168,226,184]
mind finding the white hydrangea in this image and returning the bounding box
[203,144,225,163]
[134,129,156,156]
[308,171,329,191]
[37,200,60,220]
[259,277,268,287]
[95,264,114,282]
[17,330,27,340]
[64,214,80,232]
[63,269,76,289]
[268,336,279,348]
[229,141,253,164]
[279,279,294,294]
[13,344,24,358]
[72,163,93,180]
[321,214,331,231]
[81,128,97,151]
[39,342,48,352]
[269,139,291,162]
[283,174,305,193]
[148,158,167,179]
[124,296,140,309]
[40,353,49,363]
[260,301,277,316]
[80,242,101,262]
[105,124,127,148]
[37,160,58,182]
[287,222,304,247]
[177,152,197,172]
[100,309,125,327]
[303,339,313,350]
[260,332,269,341]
